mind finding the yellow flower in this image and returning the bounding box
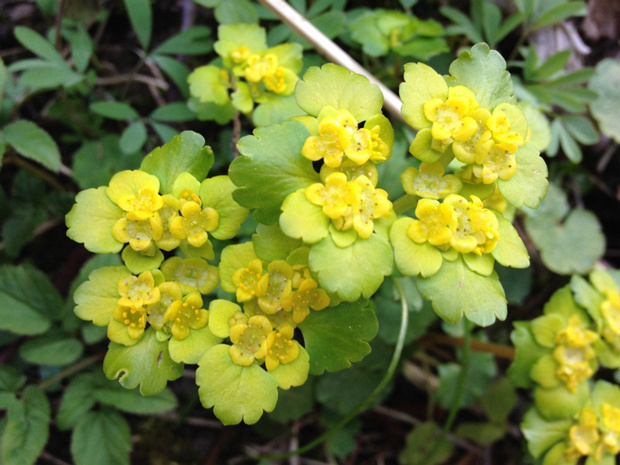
[112,215,163,254]
[348,175,392,239]
[229,315,273,366]
[400,162,462,199]
[302,110,357,167]
[281,277,330,324]
[407,199,456,246]
[244,53,278,82]
[257,260,294,315]
[343,125,390,165]
[117,271,161,309]
[112,305,148,340]
[306,172,352,219]
[147,282,183,330]
[155,194,181,252]
[169,200,219,248]
[452,108,493,164]
[601,290,620,348]
[265,325,300,371]
[564,408,601,462]
[232,259,265,303]
[164,292,209,340]
[553,315,599,392]
[423,85,479,143]
[486,108,524,154]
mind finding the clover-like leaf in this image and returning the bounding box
[447,43,515,109]
[66,187,124,254]
[309,234,393,301]
[295,63,384,121]
[497,143,548,209]
[231,120,319,224]
[196,344,278,425]
[103,327,184,396]
[140,131,214,195]
[417,255,507,326]
[298,299,378,375]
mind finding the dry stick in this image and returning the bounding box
[256,0,406,124]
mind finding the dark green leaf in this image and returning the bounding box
[124,0,152,50]
[19,335,83,366]
[70,24,94,73]
[71,410,131,465]
[90,101,139,120]
[149,121,180,143]
[491,12,524,45]
[153,26,212,55]
[481,1,502,44]
[547,68,594,86]
[94,386,177,414]
[532,2,587,31]
[14,26,64,64]
[151,55,190,98]
[149,102,195,122]
[560,115,599,145]
[440,7,483,43]
[119,120,147,154]
[214,0,259,24]
[4,120,60,172]
[1,386,50,465]
[399,422,453,465]
[0,265,61,335]
[56,373,98,431]
[535,50,571,80]
[0,367,26,392]
[2,205,46,258]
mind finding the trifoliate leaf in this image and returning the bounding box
[94,385,177,415]
[400,62,447,130]
[19,334,83,366]
[390,217,443,278]
[66,187,124,254]
[3,120,61,172]
[299,299,378,375]
[140,131,214,195]
[71,410,131,465]
[196,344,278,425]
[497,143,548,209]
[252,223,303,261]
[295,63,384,121]
[589,58,620,142]
[168,326,222,364]
[73,265,129,327]
[56,373,98,431]
[309,234,393,301]
[526,208,605,275]
[417,255,507,326]
[521,407,571,459]
[199,175,249,240]
[447,43,515,109]
[103,327,183,396]
[231,120,319,224]
[0,265,61,336]
[279,188,330,244]
[1,386,50,465]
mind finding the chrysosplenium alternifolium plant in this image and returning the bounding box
[510,269,620,465]
[66,43,548,424]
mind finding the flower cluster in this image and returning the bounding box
[512,270,620,465]
[187,23,303,126]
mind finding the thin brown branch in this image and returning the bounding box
[95,73,169,89]
[418,333,516,359]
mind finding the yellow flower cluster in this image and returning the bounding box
[407,194,499,255]
[112,269,211,342]
[302,109,390,167]
[305,172,392,239]
[564,405,620,462]
[228,259,330,369]
[553,315,599,393]
[108,171,221,255]
[601,290,620,349]
[423,86,525,184]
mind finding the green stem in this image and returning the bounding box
[393,194,418,216]
[250,278,410,462]
[416,320,472,465]
[38,354,103,391]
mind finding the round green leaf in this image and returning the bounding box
[390,217,443,277]
[589,58,620,142]
[497,143,548,209]
[298,299,378,375]
[73,265,129,327]
[168,326,222,364]
[400,62,447,129]
[199,175,249,240]
[279,188,330,244]
[492,214,530,268]
[19,335,83,366]
[268,343,309,390]
[196,344,278,425]
[103,328,184,396]
[252,223,303,262]
[521,407,571,459]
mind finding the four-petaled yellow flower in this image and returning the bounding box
[164,292,209,340]
[423,86,479,143]
[169,200,219,248]
[265,325,300,371]
[601,290,620,349]
[229,315,272,366]
[407,199,456,246]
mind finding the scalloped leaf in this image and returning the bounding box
[231,120,319,224]
[253,93,305,127]
[417,255,507,326]
[168,326,222,364]
[295,63,384,121]
[589,58,620,143]
[309,235,393,301]
[279,188,330,244]
[252,223,303,261]
[65,187,124,254]
[491,214,529,268]
[74,265,129,327]
[508,322,547,389]
[497,143,548,209]
[269,344,310,390]
[521,408,571,459]
[140,131,214,195]
[1,386,50,465]
[400,62,447,129]
[526,208,605,275]
[298,299,378,375]
[218,242,258,293]
[199,175,249,240]
[103,328,183,396]
[196,344,278,425]
[447,43,515,109]
[390,217,444,278]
